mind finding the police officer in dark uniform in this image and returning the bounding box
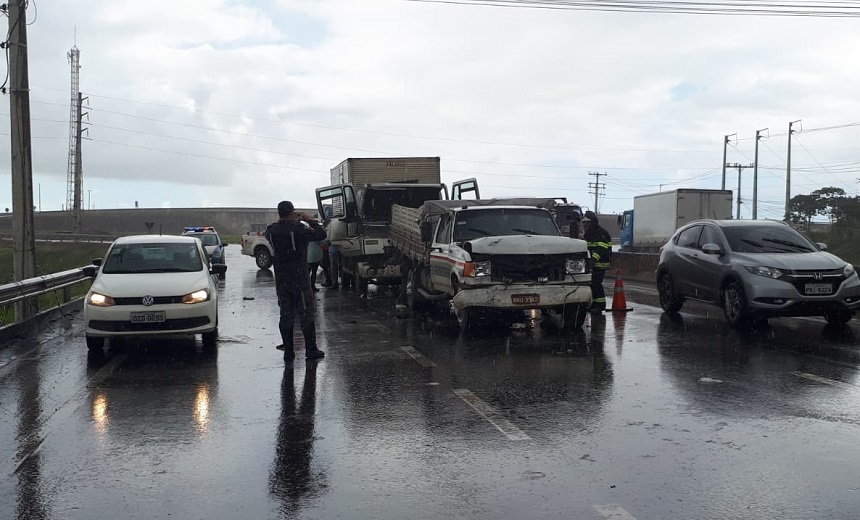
[582,210,612,313]
[266,201,327,361]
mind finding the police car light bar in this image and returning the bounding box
[183,226,215,232]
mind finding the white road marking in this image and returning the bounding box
[452,388,530,441]
[401,346,437,367]
[594,504,637,519]
[791,371,855,389]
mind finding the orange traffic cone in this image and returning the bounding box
[611,269,631,312]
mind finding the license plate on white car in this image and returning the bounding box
[804,284,833,295]
[511,294,540,305]
[131,311,166,323]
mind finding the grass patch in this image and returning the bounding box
[1,241,110,326]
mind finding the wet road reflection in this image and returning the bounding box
[3,249,860,520]
[270,361,327,516]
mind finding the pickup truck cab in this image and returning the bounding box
[391,199,593,333]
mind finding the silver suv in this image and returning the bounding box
[656,219,860,326]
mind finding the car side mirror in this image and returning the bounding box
[82,265,98,277]
[420,222,433,242]
[91,258,103,267]
[221,243,228,247]
[701,243,722,255]
[816,242,828,251]
[616,215,623,229]
[211,264,227,275]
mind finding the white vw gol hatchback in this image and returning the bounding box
[83,235,226,350]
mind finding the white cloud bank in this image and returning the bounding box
[1,0,858,218]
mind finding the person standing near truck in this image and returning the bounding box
[582,211,612,313]
[266,201,327,361]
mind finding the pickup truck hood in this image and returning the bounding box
[467,235,588,255]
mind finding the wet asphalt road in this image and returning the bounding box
[2,247,860,520]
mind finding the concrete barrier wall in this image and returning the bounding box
[0,207,316,237]
[608,251,659,283]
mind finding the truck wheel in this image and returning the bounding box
[457,307,475,335]
[255,247,272,270]
[657,272,684,313]
[561,303,589,332]
[407,268,432,312]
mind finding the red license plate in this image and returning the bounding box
[511,294,540,305]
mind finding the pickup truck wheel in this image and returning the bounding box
[457,307,471,334]
[561,303,589,332]
[406,269,425,312]
[255,248,272,270]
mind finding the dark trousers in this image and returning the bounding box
[320,252,332,283]
[308,262,320,286]
[276,284,318,351]
[330,253,342,286]
[591,268,607,310]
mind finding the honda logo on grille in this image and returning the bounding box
[141,295,155,306]
[813,272,823,281]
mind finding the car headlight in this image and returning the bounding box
[182,289,211,304]
[566,258,587,274]
[463,260,491,278]
[473,260,491,277]
[744,266,784,279]
[844,264,855,278]
[88,292,115,307]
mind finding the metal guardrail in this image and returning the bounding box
[0,266,94,309]
[0,232,116,243]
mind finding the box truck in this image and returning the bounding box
[618,189,733,251]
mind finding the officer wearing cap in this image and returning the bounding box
[582,210,612,313]
[266,201,327,361]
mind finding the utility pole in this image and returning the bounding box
[721,134,735,190]
[753,128,767,219]
[588,171,606,212]
[73,92,84,232]
[6,0,37,320]
[785,120,800,222]
[727,163,754,219]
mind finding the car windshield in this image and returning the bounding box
[102,243,204,274]
[187,233,221,247]
[453,208,559,242]
[721,225,817,254]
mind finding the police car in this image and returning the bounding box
[182,227,227,279]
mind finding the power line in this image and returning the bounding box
[403,0,860,17]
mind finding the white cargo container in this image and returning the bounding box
[625,189,733,250]
[330,157,441,186]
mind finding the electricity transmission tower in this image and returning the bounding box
[66,45,83,217]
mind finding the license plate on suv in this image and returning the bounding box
[511,294,540,305]
[804,283,833,295]
[131,311,166,323]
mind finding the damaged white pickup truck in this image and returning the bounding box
[389,198,593,333]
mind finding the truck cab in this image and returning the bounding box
[406,201,593,332]
[315,180,478,293]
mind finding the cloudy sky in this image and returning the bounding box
[1,0,859,218]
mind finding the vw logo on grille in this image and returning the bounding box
[813,272,823,281]
[141,295,155,306]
